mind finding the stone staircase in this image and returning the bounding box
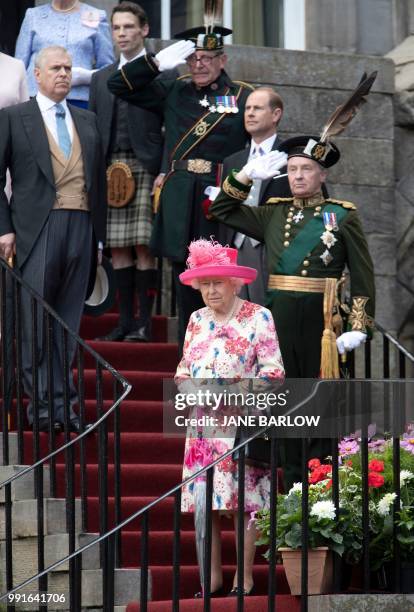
[0,454,143,610]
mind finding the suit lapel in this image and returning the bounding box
[69,105,92,190]
[259,135,281,201]
[20,99,55,187]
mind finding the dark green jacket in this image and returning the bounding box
[210,175,375,334]
[108,55,251,260]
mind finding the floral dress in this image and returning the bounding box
[175,300,285,512]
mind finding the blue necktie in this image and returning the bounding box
[55,103,71,159]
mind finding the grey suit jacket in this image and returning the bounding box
[89,60,173,175]
[0,98,107,269]
[219,136,291,245]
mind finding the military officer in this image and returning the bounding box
[107,24,252,349]
[210,135,375,486]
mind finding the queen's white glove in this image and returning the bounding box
[242,150,288,180]
[71,66,96,86]
[155,40,195,71]
[336,331,367,354]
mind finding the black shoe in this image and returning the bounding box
[123,325,150,342]
[227,585,255,597]
[36,419,62,434]
[68,420,93,434]
[194,586,225,598]
[95,326,129,342]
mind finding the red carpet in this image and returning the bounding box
[19,312,298,608]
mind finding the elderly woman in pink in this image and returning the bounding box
[175,238,285,598]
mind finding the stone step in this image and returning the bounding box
[0,498,81,540]
[0,464,50,501]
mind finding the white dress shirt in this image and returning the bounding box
[119,47,146,69]
[248,133,277,159]
[36,92,73,147]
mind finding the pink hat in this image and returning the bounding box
[179,238,257,286]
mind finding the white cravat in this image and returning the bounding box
[234,145,266,249]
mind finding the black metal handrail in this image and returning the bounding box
[1,287,413,611]
[0,258,131,610]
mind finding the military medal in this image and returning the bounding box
[199,95,210,108]
[321,230,337,248]
[320,249,333,266]
[323,211,338,231]
[213,95,239,114]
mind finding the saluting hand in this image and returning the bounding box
[236,150,288,184]
[155,40,195,71]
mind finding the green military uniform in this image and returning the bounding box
[107,56,252,261]
[210,171,375,486]
[108,53,252,347]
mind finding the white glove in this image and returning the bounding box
[204,185,221,201]
[242,150,288,180]
[155,40,195,72]
[336,331,367,354]
[71,66,96,86]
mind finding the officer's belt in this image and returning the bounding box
[268,274,340,379]
[171,159,221,174]
[268,274,329,293]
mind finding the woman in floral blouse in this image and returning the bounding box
[175,238,285,597]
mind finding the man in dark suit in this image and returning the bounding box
[219,86,291,305]
[0,45,107,433]
[90,1,169,342]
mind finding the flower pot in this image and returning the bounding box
[280,547,333,595]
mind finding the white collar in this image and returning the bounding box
[249,133,277,157]
[119,47,146,68]
[36,91,69,113]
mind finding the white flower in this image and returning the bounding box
[310,500,336,520]
[377,492,397,516]
[400,470,414,486]
[288,482,303,496]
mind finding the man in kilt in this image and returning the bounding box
[108,15,253,349]
[90,1,167,341]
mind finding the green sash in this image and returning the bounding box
[274,204,348,275]
[170,86,242,162]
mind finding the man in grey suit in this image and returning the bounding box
[90,1,170,342]
[220,87,291,305]
[0,46,107,433]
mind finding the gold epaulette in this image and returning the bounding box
[233,80,255,91]
[265,197,294,205]
[328,198,357,210]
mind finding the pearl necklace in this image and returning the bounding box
[211,296,239,327]
[51,0,79,13]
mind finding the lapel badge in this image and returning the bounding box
[320,249,333,266]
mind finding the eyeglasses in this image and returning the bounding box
[186,53,222,66]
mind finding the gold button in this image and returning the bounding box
[315,206,321,212]
[303,260,310,267]
[314,212,320,216]
[287,214,293,220]
[301,269,308,276]
[307,252,312,257]
[284,232,290,238]
[285,224,291,230]
[289,206,295,211]
[283,241,290,247]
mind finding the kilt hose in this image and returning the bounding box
[107,151,155,248]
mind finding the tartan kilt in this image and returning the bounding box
[106,151,155,248]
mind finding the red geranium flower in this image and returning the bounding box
[345,459,353,467]
[308,458,321,471]
[368,471,385,488]
[368,459,384,473]
[308,464,332,484]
